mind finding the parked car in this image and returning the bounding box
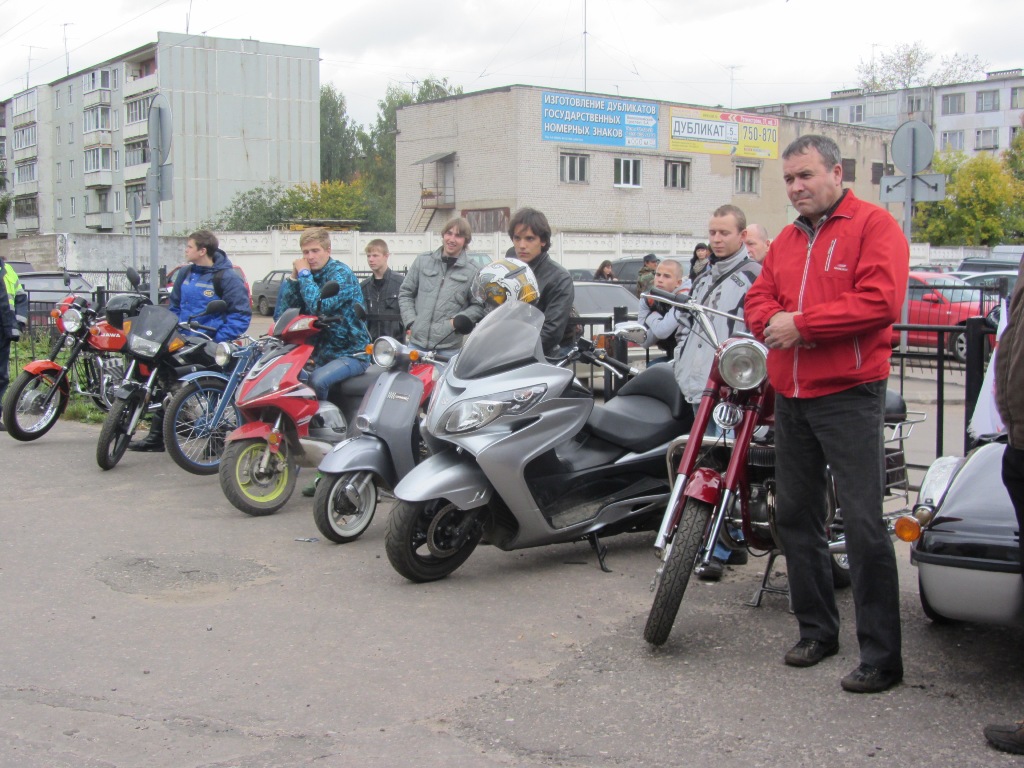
[250,269,291,315]
[894,272,994,363]
[20,271,95,330]
[568,268,594,281]
[898,440,1023,627]
[960,270,1019,301]
[5,260,37,274]
[610,256,646,293]
[957,257,1021,274]
[573,281,638,320]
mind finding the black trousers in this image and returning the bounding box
[1000,444,1024,578]
[774,380,903,672]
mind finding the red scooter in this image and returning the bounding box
[219,282,379,516]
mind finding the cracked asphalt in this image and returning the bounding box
[1,419,1021,767]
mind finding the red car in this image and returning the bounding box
[893,272,994,362]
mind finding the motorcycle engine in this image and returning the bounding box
[745,445,776,541]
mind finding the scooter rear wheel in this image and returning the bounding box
[644,498,712,646]
[219,437,297,516]
[385,499,484,582]
[96,396,139,470]
[2,370,66,441]
[313,471,378,543]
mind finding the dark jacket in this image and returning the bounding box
[529,251,576,355]
[275,258,371,367]
[360,268,405,341]
[1,259,29,341]
[168,250,251,343]
[996,258,1024,447]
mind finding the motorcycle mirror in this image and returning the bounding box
[205,299,229,315]
[353,302,367,321]
[453,314,476,335]
[614,321,648,346]
[126,267,142,289]
[320,281,340,300]
[62,269,72,287]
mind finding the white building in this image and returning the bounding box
[748,68,1024,157]
[0,32,319,240]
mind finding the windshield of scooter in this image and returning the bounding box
[453,300,545,380]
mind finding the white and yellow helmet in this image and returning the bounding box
[472,257,540,308]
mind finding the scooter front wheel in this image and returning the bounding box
[96,396,140,470]
[2,370,66,441]
[313,471,378,543]
[385,499,484,583]
[643,498,712,646]
[219,437,297,516]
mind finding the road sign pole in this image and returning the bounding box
[147,111,161,305]
[903,129,914,243]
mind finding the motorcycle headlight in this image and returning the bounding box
[128,335,163,358]
[372,337,401,369]
[441,385,546,434]
[718,339,768,390]
[214,342,234,367]
[61,307,84,333]
[243,362,293,403]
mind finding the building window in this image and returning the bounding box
[976,128,999,150]
[906,95,925,113]
[55,91,61,110]
[792,109,810,119]
[67,122,73,144]
[125,97,151,125]
[822,107,838,122]
[734,164,760,194]
[56,162,62,183]
[70,197,76,217]
[841,158,857,182]
[126,183,148,207]
[1012,126,1022,144]
[113,150,120,171]
[12,90,36,118]
[14,196,38,217]
[559,153,589,183]
[55,125,61,144]
[941,93,965,115]
[976,90,1000,112]
[1012,87,1024,110]
[82,69,112,94]
[940,130,965,151]
[849,105,864,123]
[56,199,63,219]
[69,159,75,179]
[114,191,122,212]
[664,159,690,190]
[865,93,897,118]
[613,158,641,187]
[83,106,112,133]
[12,125,37,150]
[871,162,895,184]
[14,161,37,184]
[125,139,150,167]
[83,195,88,214]
[66,86,72,106]
[84,147,112,172]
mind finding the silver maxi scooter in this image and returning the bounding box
[384,299,696,583]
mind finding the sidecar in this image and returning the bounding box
[902,441,1023,626]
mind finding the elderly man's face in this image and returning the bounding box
[783,148,843,219]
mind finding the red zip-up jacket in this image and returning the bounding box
[744,190,909,399]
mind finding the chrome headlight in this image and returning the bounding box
[214,342,234,367]
[718,339,768,390]
[441,385,547,434]
[62,307,84,333]
[372,337,401,368]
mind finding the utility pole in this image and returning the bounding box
[583,0,588,92]
[62,24,73,76]
[727,65,742,109]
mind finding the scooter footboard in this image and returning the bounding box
[393,450,492,509]
[318,436,397,489]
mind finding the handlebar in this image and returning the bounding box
[581,347,638,380]
[641,289,748,349]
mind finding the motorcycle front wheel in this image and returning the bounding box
[644,498,713,646]
[2,370,66,441]
[385,499,484,582]
[96,395,142,470]
[219,437,297,516]
[163,380,237,475]
[313,471,378,543]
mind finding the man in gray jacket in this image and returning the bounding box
[399,217,486,351]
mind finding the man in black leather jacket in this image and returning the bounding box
[360,238,405,341]
[507,207,575,356]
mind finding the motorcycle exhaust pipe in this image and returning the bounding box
[828,538,847,555]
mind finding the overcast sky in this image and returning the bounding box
[1,0,1020,128]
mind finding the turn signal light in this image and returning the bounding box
[409,349,420,362]
[894,515,921,542]
[365,344,374,354]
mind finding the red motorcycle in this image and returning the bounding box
[219,282,379,516]
[641,290,921,647]
[3,293,129,441]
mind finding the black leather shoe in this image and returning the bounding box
[784,638,839,667]
[840,663,903,693]
[128,438,165,452]
[984,722,1024,754]
[696,558,725,581]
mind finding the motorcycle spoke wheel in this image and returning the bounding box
[385,499,484,582]
[163,381,236,475]
[312,471,378,543]
[2,371,66,441]
[96,398,138,470]
[643,498,712,646]
[219,438,296,516]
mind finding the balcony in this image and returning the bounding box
[124,120,148,140]
[83,130,113,149]
[11,109,35,128]
[124,163,148,182]
[83,89,112,109]
[84,170,113,189]
[14,215,39,232]
[420,186,455,210]
[85,211,115,230]
[124,73,157,98]
[124,206,151,225]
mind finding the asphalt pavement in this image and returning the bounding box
[1,411,1021,767]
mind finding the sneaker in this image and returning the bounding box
[696,557,725,581]
[983,721,1024,755]
[301,473,321,498]
[784,638,839,668]
[840,663,903,693]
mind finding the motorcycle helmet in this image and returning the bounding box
[472,257,540,309]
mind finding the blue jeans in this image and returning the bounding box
[309,356,370,400]
[691,403,743,561]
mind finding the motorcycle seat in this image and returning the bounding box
[884,389,907,424]
[328,366,385,402]
[585,364,695,453]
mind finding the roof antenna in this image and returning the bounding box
[186,0,194,34]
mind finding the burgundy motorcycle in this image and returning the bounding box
[640,289,922,647]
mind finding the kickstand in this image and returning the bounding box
[746,549,792,611]
[589,533,612,573]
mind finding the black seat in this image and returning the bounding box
[884,389,907,424]
[585,365,694,453]
[329,366,384,402]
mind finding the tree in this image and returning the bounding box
[0,162,11,224]
[282,179,369,222]
[213,181,294,231]
[913,151,1024,246]
[856,42,986,92]
[320,84,362,184]
[358,76,463,231]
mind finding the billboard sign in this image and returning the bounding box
[541,91,658,149]
[669,107,779,159]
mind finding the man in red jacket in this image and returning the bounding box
[745,134,909,694]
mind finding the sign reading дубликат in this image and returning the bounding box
[541,91,658,149]
[669,107,779,159]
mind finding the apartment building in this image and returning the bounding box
[0,31,319,239]
[396,85,899,239]
[749,68,1024,158]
